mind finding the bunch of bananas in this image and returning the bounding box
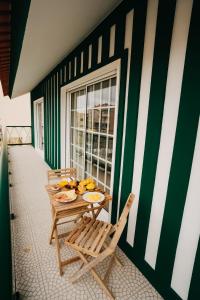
[78,177,96,194]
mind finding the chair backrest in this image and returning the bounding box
[109,193,134,250]
[47,168,77,183]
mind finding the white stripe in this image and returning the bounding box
[144,0,193,267]
[116,9,134,221]
[80,51,84,73]
[98,36,102,64]
[171,117,200,300]
[88,44,92,69]
[109,24,116,57]
[126,0,158,245]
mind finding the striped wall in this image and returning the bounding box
[31,0,200,299]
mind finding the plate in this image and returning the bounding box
[47,184,61,192]
[53,190,77,203]
[83,192,105,203]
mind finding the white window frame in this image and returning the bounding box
[60,59,121,220]
[34,97,44,158]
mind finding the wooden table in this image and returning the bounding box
[46,185,112,275]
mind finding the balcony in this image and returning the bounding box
[1,129,162,299]
[0,1,199,299]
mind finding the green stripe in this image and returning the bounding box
[44,84,47,162]
[57,71,61,168]
[101,30,110,64]
[83,48,89,74]
[54,74,57,168]
[48,79,51,164]
[70,59,74,81]
[91,40,98,69]
[76,53,81,77]
[46,82,49,163]
[0,134,12,300]
[55,73,58,168]
[52,75,56,168]
[133,0,176,258]
[114,15,126,56]
[155,0,200,287]
[118,1,148,219]
[188,238,200,300]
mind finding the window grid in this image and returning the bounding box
[69,76,116,193]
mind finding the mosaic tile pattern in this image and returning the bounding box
[9,146,163,300]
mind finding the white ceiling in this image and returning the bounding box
[12,0,122,98]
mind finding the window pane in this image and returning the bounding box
[75,147,79,162]
[70,146,73,161]
[85,154,92,174]
[110,77,116,106]
[77,111,84,128]
[79,149,84,166]
[87,85,94,108]
[86,133,92,153]
[78,131,84,148]
[99,160,105,183]
[102,80,109,107]
[70,128,74,144]
[92,134,99,156]
[94,83,101,108]
[71,110,75,127]
[100,109,108,133]
[98,182,105,192]
[71,93,77,110]
[99,136,106,160]
[106,163,111,187]
[107,138,113,162]
[93,109,100,132]
[92,156,98,177]
[74,130,78,145]
[77,90,86,110]
[86,109,92,130]
[77,167,84,180]
[109,108,115,134]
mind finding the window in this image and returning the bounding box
[34,98,44,153]
[69,76,117,196]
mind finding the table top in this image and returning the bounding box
[45,185,112,214]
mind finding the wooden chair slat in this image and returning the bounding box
[94,224,112,254]
[65,217,87,242]
[76,218,96,245]
[69,218,91,243]
[85,221,104,250]
[90,223,108,252]
[79,219,100,248]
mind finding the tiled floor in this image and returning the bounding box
[9,145,163,300]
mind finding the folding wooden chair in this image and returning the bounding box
[47,168,77,184]
[64,193,134,300]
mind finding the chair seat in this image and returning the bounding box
[65,216,113,257]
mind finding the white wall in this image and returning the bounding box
[0,82,31,129]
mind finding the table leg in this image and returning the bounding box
[49,215,57,245]
[54,223,63,276]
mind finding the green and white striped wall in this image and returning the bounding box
[31,0,200,299]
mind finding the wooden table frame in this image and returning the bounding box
[46,185,111,275]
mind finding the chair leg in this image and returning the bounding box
[114,253,123,267]
[103,254,115,283]
[70,251,115,300]
[69,248,112,283]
